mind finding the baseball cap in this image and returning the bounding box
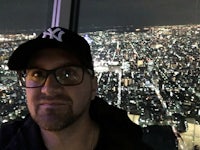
[7,27,94,74]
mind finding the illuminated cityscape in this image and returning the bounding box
[0,25,200,149]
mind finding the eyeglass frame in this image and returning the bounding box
[17,64,94,88]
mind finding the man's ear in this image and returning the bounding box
[91,76,98,100]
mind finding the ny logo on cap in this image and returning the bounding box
[42,28,65,42]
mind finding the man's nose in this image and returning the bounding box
[41,74,62,94]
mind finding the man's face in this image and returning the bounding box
[25,48,97,131]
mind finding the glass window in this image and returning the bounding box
[0,0,53,33]
[0,0,54,123]
[79,0,200,149]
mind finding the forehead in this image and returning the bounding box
[28,48,81,68]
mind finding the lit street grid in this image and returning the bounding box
[1,25,200,149]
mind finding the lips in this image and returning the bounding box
[40,101,67,105]
[38,95,73,109]
[39,100,72,109]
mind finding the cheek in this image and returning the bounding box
[69,86,91,102]
[68,80,97,109]
[26,88,38,100]
[26,89,39,111]
[75,78,97,100]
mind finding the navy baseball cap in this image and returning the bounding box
[8,27,94,74]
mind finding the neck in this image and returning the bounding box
[40,117,99,150]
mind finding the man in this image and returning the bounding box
[0,27,152,149]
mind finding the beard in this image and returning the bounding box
[31,99,79,131]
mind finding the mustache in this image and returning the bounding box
[39,94,72,101]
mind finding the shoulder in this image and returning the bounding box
[0,116,46,150]
[0,115,35,149]
[90,97,153,149]
[0,119,25,143]
[90,97,142,134]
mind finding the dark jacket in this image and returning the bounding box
[0,97,152,150]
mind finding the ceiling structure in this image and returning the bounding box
[0,0,200,33]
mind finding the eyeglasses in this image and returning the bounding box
[18,65,93,88]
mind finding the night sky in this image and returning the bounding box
[0,0,200,33]
[0,0,53,34]
[79,0,200,32]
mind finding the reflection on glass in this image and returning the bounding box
[1,25,200,148]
